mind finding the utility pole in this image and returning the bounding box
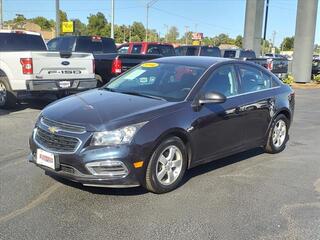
[0,0,3,29]
[184,26,189,45]
[272,30,276,47]
[262,0,270,56]
[146,0,158,42]
[164,24,168,42]
[55,0,60,37]
[111,0,114,39]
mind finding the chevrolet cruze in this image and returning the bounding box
[29,57,295,193]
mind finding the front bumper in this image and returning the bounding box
[26,78,97,92]
[29,125,146,188]
[28,153,140,188]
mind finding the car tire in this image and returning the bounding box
[145,137,188,194]
[0,75,17,109]
[264,114,289,154]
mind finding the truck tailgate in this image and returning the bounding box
[31,52,94,80]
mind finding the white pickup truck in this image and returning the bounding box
[0,30,96,109]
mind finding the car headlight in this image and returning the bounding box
[90,122,148,146]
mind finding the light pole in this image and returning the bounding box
[185,26,189,45]
[55,0,60,37]
[262,0,270,56]
[164,24,168,42]
[111,0,115,39]
[0,0,3,29]
[146,0,158,42]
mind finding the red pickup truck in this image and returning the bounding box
[117,42,176,56]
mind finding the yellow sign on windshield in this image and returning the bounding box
[141,62,159,68]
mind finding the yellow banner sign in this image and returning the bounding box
[62,21,74,33]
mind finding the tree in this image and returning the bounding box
[234,35,243,48]
[130,22,145,42]
[32,16,54,30]
[13,14,26,23]
[73,19,87,35]
[212,33,234,46]
[87,12,110,37]
[281,37,294,51]
[166,26,179,43]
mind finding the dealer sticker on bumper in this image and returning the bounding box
[36,149,55,169]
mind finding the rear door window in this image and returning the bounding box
[147,45,161,55]
[159,45,175,56]
[131,44,142,54]
[239,65,271,93]
[239,50,256,59]
[0,33,47,51]
[102,38,117,53]
[223,50,236,58]
[201,65,239,97]
[48,37,75,52]
[75,37,103,53]
[186,47,199,56]
[199,47,221,57]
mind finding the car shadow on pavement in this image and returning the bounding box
[182,147,264,184]
[48,174,149,196]
[47,147,264,196]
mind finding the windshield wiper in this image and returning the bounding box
[118,91,166,101]
[102,87,117,92]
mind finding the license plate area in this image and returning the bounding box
[59,81,71,88]
[36,149,56,169]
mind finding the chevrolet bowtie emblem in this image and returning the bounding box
[48,126,59,134]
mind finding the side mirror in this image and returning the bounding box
[198,91,226,105]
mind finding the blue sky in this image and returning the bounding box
[2,0,320,46]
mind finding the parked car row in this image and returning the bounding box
[0,30,291,109]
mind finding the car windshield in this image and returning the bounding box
[105,62,206,102]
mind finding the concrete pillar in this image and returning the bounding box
[243,0,265,56]
[292,0,318,83]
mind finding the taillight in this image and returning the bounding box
[20,58,33,75]
[92,59,96,73]
[267,59,273,71]
[111,57,122,74]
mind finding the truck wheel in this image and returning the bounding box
[0,76,17,109]
[95,74,104,87]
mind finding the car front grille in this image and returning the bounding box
[41,117,86,134]
[35,127,80,153]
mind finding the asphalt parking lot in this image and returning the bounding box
[0,89,319,240]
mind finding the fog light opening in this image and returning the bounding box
[86,160,129,177]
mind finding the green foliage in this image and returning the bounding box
[281,37,294,51]
[32,16,54,30]
[13,14,26,23]
[234,35,243,48]
[166,26,179,43]
[313,74,320,83]
[282,74,294,85]
[130,22,146,42]
[87,12,110,37]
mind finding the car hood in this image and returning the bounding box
[42,89,179,131]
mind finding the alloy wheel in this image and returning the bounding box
[0,82,7,106]
[272,119,287,148]
[156,145,183,186]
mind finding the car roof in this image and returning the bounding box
[151,56,234,68]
